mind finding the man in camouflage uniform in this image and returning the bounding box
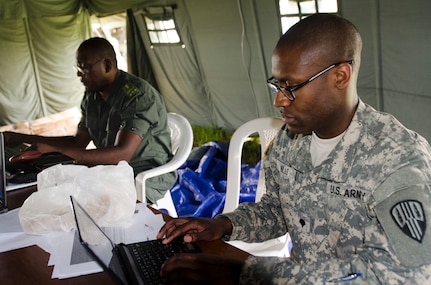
[157,14,431,284]
[4,37,176,203]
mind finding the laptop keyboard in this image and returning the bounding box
[128,238,201,285]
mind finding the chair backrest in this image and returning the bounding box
[135,112,193,202]
[222,117,284,213]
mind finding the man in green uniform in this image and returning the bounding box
[4,37,176,203]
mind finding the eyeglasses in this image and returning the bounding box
[73,58,105,74]
[267,60,353,101]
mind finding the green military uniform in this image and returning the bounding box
[78,70,177,203]
[222,100,431,284]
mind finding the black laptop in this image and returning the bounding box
[5,145,74,185]
[70,196,201,285]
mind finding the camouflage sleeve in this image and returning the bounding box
[221,195,287,242]
[237,166,431,284]
[220,157,289,242]
[239,234,431,284]
[372,165,431,267]
[239,255,376,284]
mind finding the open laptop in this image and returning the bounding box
[5,145,74,185]
[70,196,201,285]
[0,133,8,213]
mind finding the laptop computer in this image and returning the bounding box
[0,133,8,213]
[70,196,201,285]
[5,145,74,185]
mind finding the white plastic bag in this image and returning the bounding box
[19,161,137,234]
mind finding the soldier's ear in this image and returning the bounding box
[334,62,351,90]
[104,58,113,73]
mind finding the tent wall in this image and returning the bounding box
[131,0,431,139]
[130,0,281,130]
[0,0,430,142]
[0,0,148,126]
[344,0,431,140]
[0,8,90,125]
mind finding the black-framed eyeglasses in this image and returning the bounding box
[73,58,105,74]
[267,60,353,101]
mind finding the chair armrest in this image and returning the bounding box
[135,112,193,203]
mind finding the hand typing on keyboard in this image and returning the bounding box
[157,217,242,284]
[157,216,233,245]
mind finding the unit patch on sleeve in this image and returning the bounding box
[374,185,431,267]
[391,200,426,243]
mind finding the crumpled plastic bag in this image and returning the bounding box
[170,142,260,218]
[18,160,137,234]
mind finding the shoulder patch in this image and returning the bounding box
[374,185,431,267]
[391,200,426,243]
[123,83,139,97]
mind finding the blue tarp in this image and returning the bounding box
[169,142,260,218]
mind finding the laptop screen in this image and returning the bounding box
[0,133,7,213]
[70,196,128,284]
[70,196,115,266]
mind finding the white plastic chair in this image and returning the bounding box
[135,112,193,217]
[223,117,291,257]
[223,117,284,213]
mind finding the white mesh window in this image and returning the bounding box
[144,6,182,46]
[279,0,338,33]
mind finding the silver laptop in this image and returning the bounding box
[0,133,8,213]
[70,196,201,285]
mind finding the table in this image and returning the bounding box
[1,187,250,285]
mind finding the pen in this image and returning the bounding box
[329,272,362,282]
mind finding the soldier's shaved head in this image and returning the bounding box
[275,14,362,74]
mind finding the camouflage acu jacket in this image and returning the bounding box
[222,100,431,284]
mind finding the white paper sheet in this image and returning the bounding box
[0,208,58,253]
[0,208,23,233]
[0,203,166,280]
[51,203,165,279]
[51,230,102,279]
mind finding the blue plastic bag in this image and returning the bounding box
[170,141,260,218]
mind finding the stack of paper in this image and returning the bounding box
[0,203,165,279]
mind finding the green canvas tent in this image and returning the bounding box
[1,0,431,141]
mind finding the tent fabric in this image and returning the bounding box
[0,0,431,143]
[0,9,89,125]
[0,0,153,126]
[126,9,159,91]
[129,5,214,129]
[0,1,81,19]
[0,0,147,19]
[344,1,431,140]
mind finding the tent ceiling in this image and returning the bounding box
[0,0,153,19]
[1,0,431,143]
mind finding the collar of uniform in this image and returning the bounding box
[104,70,124,105]
[316,100,365,182]
[284,100,365,183]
